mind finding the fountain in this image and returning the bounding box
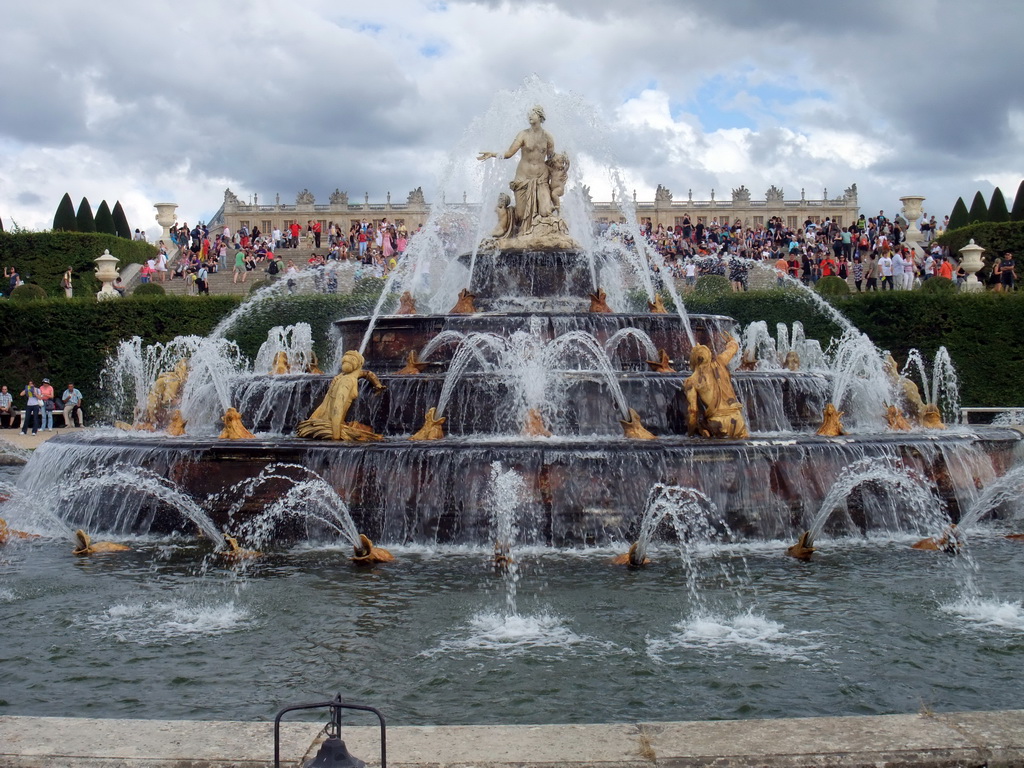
[2,84,1024,727]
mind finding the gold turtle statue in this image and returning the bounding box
[450,289,477,314]
[220,534,262,561]
[645,350,675,373]
[647,294,668,314]
[72,529,130,555]
[521,408,552,437]
[786,531,816,561]
[410,407,446,441]
[0,518,39,545]
[351,533,394,565]
[589,289,613,314]
[611,541,651,567]
[620,408,656,440]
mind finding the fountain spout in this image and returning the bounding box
[450,289,477,314]
[589,289,613,313]
[352,533,394,564]
[397,291,417,315]
[816,403,846,436]
[911,524,962,553]
[219,408,256,439]
[72,529,130,555]
[786,531,816,561]
[396,351,431,375]
[611,541,650,567]
[410,407,446,441]
[647,295,668,314]
[620,408,656,440]
[646,350,675,373]
[220,534,262,561]
[522,408,552,437]
[0,518,38,544]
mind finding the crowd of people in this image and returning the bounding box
[0,379,84,434]
[626,210,1015,292]
[161,217,417,293]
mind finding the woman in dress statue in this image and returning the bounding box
[478,105,556,239]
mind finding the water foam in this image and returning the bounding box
[81,598,250,645]
[423,610,624,657]
[942,596,1024,632]
[647,611,818,661]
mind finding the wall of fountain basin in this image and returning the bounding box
[28,428,1023,546]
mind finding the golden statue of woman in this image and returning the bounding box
[296,350,386,441]
[683,335,749,439]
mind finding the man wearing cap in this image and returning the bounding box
[38,378,55,431]
[62,383,84,428]
[0,385,15,429]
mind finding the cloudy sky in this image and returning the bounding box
[2,0,1022,236]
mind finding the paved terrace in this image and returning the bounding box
[2,710,1023,767]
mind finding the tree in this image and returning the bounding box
[988,187,1010,223]
[75,197,97,233]
[53,193,78,231]
[948,197,969,230]
[0,216,4,232]
[112,201,132,239]
[1011,180,1024,222]
[967,191,988,224]
[94,200,117,235]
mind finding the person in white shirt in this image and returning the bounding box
[892,252,906,290]
[878,253,894,290]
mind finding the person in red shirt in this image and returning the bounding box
[938,256,953,281]
[820,255,838,277]
[289,221,301,248]
[312,220,322,248]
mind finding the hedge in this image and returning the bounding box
[936,220,1024,280]
[0,232,157,298]
[1,287,1023,418]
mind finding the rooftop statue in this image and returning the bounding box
[478,105,578,251]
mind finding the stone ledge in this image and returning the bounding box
[1,710,1022,767]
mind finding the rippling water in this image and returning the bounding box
[2,469,1024,724]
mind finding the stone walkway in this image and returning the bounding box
[1,710,1023,767]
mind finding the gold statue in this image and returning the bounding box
[410,407,446,441]
[737,348,758,371]
[493,542,514,572]
[351,533,394,565]
[306,353,323,375]
[911,524,961,553]
[296,350,386,441]
[396,350,431,375]
[167,410,187,436]
[885,405,912,431]
[647,294,668,314]
[781,350,801,371]
[0,518,39,544]
[620,408,656,439]
[589,289,613,313]
[646,350,675,373]
[72,529,130,555]
[883,355,926,423]
[450,289,477,314]
[140,358,189,429]
[220,534,262,561]
[397,291,417,315]
[786,531,816,561]
[219,407,256,439]
[920,404,947,430]
[683,335,749,439]
[270,351,291,375]
[522,408,552,437]
[816,403,846,436]
[611,541,650,567]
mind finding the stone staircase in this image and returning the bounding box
[158,269,256,297]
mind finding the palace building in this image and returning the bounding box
[212,183,860,236]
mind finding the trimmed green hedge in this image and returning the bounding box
[1,286,1023,418]
[936,220,1024,280]
[0,232,157,298]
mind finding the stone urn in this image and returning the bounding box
[95,249,121,301]
[958,239,986,292]
[154,202,178,243]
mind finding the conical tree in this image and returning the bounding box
[112,201,132,238]
[53,193,78,231]
[75,197,97,233]
[988,187,1009,223]
[94,200,117,235]
[967,191,988,224]
[948,197,970,230]
[1011,180,1024,222]
[0,216,4,232]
